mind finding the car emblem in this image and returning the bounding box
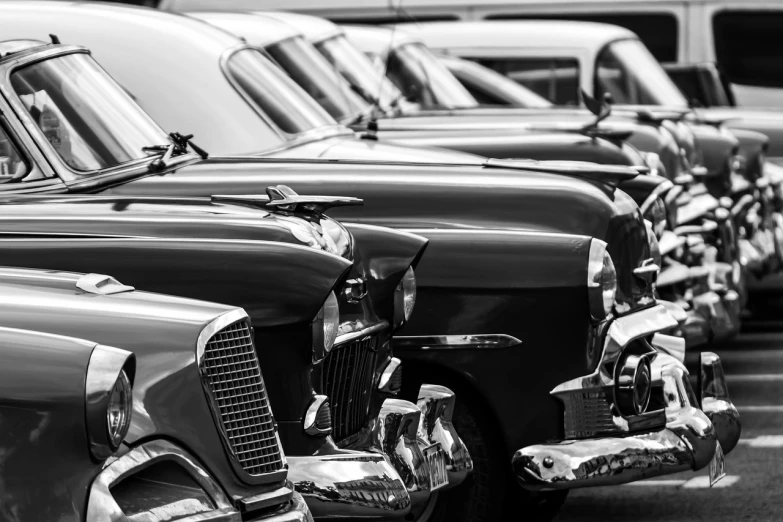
[344,278,368,303]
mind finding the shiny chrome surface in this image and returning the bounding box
[197,309,286,482]
[85,344,135,460]
[86,439,238,522]
[334,321,388,346]
[323,331,380,442]
[394,334,522,350]
[651,333,687,364]
[377,357,402,395]
[288,453,411,519]
[371,399,431,513]
[303,395,332,437]
[416,384,473,489]
[76,273,135,295]
[700,352,742,454]
[513,354,718,490]
[343,278,368,304]
[238,485,293,513]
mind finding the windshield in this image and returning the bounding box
[225,48,337,138]
[266,36,370,123]
[387,43,478,109]
[595,39,688,107]
[316,34,404,112]
[10,53,170,172]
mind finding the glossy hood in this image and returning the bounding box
[0,267,277,502]
[698,107,783,158]
[127,156,655,313]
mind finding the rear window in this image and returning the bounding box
[713,10,783,88]
[485,12,679,63]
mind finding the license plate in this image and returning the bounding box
[424,443,449,491]
[709,441,727,487]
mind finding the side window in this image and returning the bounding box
[0,123,30,183]
[485,13,679,63]
[665,67,707,106]
[713,10,783,88]
[474,58,579,105]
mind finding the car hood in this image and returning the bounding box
[131,156,655,312]
[696,107,783,158]
[0,267,277,501]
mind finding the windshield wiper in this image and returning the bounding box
[142,132,209,171]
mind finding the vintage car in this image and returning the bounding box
[0,10,740,522]
[0,267,320,521]
[0,36,469,521]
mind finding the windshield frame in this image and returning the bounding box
[594,38,689,108]
[1,46,199,186]
[219,43,353,152]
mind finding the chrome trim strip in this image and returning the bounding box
[303,394,331,436]
[334,320,388,346]
[86,440,239,521]
[196,308,287,485]
[394,334,521,350]
[238,485,294,513]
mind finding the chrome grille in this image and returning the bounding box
[201,319,283,476]
[322,335,378,442]
[561,389,617,439]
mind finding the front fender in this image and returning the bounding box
[0,328,105,521]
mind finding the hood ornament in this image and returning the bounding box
[211,185,362,216]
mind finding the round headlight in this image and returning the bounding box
[643,197,667,240]
[587,239,617,321]
[393,267,417,328]
[107,370,132,449]
[313,291,340,363]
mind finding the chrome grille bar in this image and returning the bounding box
[323,333,379,442]
[201,316,284,477]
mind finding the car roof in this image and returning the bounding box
[260,11,344,43]
[341,25,420,55]
[188,11,303,47]
[396,20,637,52]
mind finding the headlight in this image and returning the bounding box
[587,239,617,321]
[312,291,340,363]
[86,345,135,460]
[393,266,417,328]
[643,197,667,240]
[107,370,132,448]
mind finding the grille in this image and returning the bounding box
[201,319,283,476]
[561,389,617,439]
[322,334,378,442]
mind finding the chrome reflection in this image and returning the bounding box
[416,384,473,488]
[288,453,411,519]
[700,352,741,454]
[394,334,522,350]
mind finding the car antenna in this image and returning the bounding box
[49,34,61,45]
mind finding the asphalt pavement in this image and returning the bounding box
[555,297,783,522]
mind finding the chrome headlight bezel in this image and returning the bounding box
[312,291,340,364]
[86,345,135,460]
[587,239,617,321]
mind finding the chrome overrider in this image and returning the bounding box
[87,439,312,522]
[512,304,741,490]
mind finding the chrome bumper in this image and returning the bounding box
[87,440,311,522]
[288,453,410,519]
[512,306,740,491]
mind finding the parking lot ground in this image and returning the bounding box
[555,326,783,522]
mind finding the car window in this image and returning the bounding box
[485,13,679,63]
[713,10,783,88]
[0,123,30,183]
[474,57,580,105]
